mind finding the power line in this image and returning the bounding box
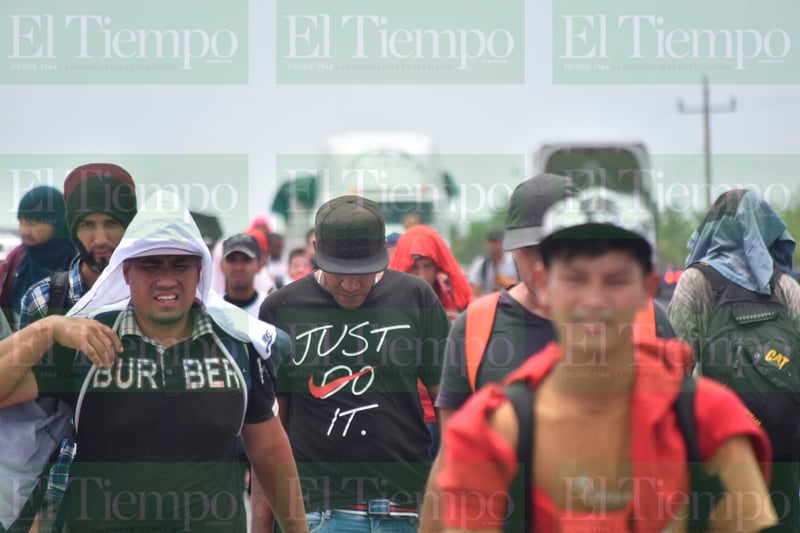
[677,76,737,209]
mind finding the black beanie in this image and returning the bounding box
[63,163,137,237]
[17,186,70,239]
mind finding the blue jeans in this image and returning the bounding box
[307,510,418,532]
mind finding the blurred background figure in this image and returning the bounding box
[467,228,519,298]
[221,233,267,317]
[305,227,317,269]
[389,224,471,458]
[211,226,276,296]
[390,224,471,320]
[287,247,312,283]
[266,232,287,288]
[0,186,74,328]
[244,227,277,295]
[386,232,401,262]
[249,215,271,240]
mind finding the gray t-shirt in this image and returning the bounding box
[468,253,518,294]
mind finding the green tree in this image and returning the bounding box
[657,208,702,268]
[449,211,507,267]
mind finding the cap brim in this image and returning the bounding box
[315,249,389,275]
[223,246,258,259]
[503,226,545,251]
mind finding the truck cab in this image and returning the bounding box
[536,141,656,216]
[272,132,456,245]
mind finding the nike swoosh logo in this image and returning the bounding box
[308,366,377,399]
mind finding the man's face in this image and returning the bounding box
[269,235,284,260]
[76,213,126,271]
[123,255,201,330]
[487,238,504,258]
[221,252,260,291]
[512,246,542,292]
[19,219,55,246]
[537,250,656,358]
[409,256,438,287]
[319,271,376,309]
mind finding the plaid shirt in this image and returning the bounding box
[18,256,85,329]
[116,304,216,353]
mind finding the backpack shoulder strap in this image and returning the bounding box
[673,375,725,533]
[505,381,534,533]
[47,271,71,317]
[465,291,502,392]
[691,262,728,295]
[480,255,490,286]
[692,262,784,309]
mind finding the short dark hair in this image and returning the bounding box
[487,229,504,241]
[540,238,653,274]
[288,247,307,261]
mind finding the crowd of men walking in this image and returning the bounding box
[0,163,796,533]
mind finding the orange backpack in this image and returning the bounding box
[463,293,656,391]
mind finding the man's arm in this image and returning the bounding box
[250,396,291,533]
[667,268,711,358]
[706,435,777,533]
[420,407,457,533]
[243,412,307,533]
[0,315,121,407]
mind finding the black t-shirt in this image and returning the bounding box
[436,292,677,411]
[437,290,553,411]
[259,269,451,511]
[32,309,279,533]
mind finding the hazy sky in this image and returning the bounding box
[2,0,798,238]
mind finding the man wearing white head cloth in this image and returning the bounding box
[0,190,307,533]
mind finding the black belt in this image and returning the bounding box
[342,499,419,517]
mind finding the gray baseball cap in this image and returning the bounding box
[223,233,261,260]
[541,187,657,263]
[314,195,388,275]
[503,173,577,251]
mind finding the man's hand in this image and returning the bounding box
[49,316,122,368]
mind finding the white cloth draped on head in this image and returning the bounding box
[67,188,276,360]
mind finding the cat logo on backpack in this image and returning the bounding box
[764,349,790,370]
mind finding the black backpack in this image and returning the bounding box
[691,263,800,461]
[692,262,800,532]
[503,376,723,532]
[45,271,71,317]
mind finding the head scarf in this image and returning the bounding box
[389,224,472,310]
[685,189,795,295]
[67,189,276,359]
[13,186,76,310]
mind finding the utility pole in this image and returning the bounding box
[677,76,737,208]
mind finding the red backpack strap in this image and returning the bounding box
[464,291,502,392]
[0,245,26,312]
